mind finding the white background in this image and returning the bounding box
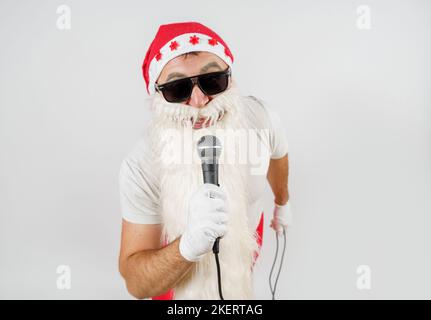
[1,0,430,299]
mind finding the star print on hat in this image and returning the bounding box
[142,22,234,95]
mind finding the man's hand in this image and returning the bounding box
[179,183,230,262]
[270,202,292,235]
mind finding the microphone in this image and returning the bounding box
[196,135,222,254]
[196,135,222,186]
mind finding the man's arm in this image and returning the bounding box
[118,220,193,299]
[267,154,289,205]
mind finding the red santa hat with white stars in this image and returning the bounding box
[142,21,234,95]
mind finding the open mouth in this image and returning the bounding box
[192,117,207,129]
[192,113,223,129]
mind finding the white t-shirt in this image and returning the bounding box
[118,95,288,231]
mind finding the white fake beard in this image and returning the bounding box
[145,85,259,299]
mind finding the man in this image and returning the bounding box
[118,21,291,300]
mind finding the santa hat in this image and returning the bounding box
[142,22,234,95]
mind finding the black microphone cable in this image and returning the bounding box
[212,237,224,300]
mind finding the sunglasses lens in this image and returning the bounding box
[162,79,192,103]
[199,73,229,96]
[159,69,230,103]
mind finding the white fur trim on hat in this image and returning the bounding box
[148,33,233,95]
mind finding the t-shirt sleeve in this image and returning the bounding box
[249,96,289,159]
[118,139,162,224]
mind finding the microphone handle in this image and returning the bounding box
[201,162,221,254]
[201,163,218,186]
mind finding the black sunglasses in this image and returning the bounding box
[155,67,231,103]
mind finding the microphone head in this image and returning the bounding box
[197,135,222,164]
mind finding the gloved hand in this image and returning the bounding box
[179,183,229,262]
[270,201,292,236]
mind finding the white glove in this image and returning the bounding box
[179,183,229,262]
[270,201,292,236]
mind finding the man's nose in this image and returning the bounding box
[187,84,209,108]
